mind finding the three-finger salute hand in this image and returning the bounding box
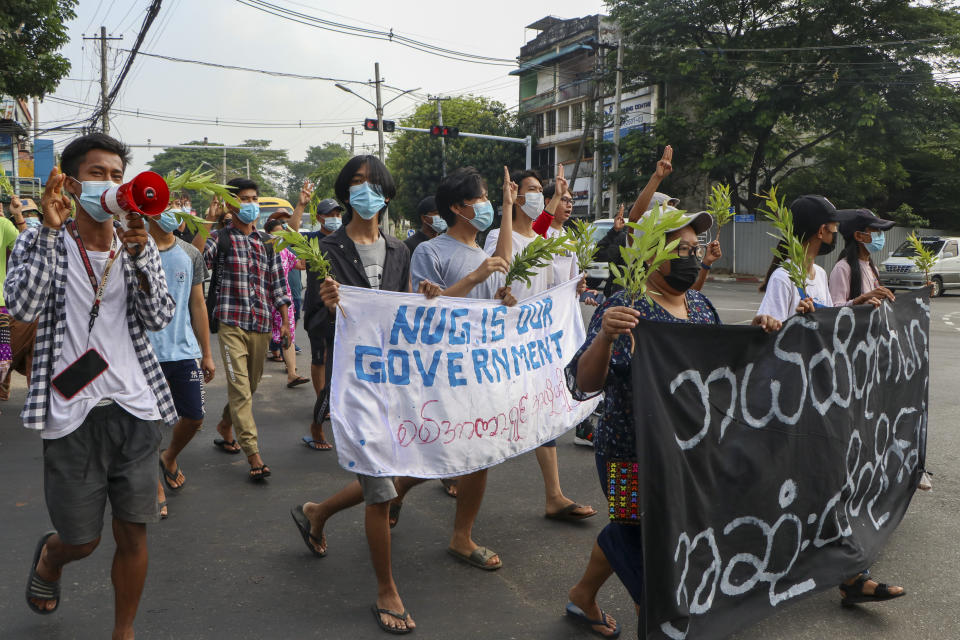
[655,144,673,180]
[41,167,72,229]
[503,166,518,207]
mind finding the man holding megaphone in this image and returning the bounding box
[4,133,177,640]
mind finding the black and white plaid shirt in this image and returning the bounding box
[4,225,178,431]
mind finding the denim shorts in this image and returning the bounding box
[44,403,162,545]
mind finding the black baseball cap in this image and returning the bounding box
[417,196,437,217]
[790,195,839,240]
[837,208,896,239]
[316,198,342,216]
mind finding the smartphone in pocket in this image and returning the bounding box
[51,349,109,399]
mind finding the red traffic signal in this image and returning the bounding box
[364,118,395,132]
[429,125,459,138]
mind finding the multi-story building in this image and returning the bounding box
[513,14,656,219]
[0,97,51,197]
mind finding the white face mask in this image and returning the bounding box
[519,192,544,219]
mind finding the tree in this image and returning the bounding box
[387,96,526,225]
[609,0,960,213]
[147,140,289,210]
[285,142,352,203]
[0,0,76,98]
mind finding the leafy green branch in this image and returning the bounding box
[505,234,574,287]
[272,229,332,280]
[164,167,240,208]
[0,173,13,197]
[708,183,733,228]
[565,219,600,273]
[906,232,938,286]
[610,203,686,306]
[759,187,809,294]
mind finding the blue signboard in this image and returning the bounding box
[733,214,755,223]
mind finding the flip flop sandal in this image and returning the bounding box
[213,438,241,454]
[301,436,332,451]
[159,452,184,491]
[371,604,413,635]
[446,546,502,571]
[290,505,326,557]
[440,478,458,498]
[545,502,598,521]
[564,602,621,638]
[286,376,310,388]
[249,466,271,482]
[26,531,60,615]
[840,574,906,605]
[389,501,402,529]
[159,500,168,520]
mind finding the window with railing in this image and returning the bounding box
[571,103,583,131]
[558,107,570,133]
[535,113,545,138]
[545,110,557,136]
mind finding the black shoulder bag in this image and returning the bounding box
[205,230,232,334]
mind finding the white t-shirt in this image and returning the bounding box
[757,264,833,323]
[545,225,579,286]
[483,229,553,301]
[46,233,160,439]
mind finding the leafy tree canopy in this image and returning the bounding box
[387,95,526,225]
[609,0,960,216]
[285,142,352,205]
[0,0,76,98]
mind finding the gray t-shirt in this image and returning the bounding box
[410,234,504,300]
[354,235,386,289]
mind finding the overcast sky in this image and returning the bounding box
[41,0,607,176]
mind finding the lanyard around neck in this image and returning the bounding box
[66,219,120,333]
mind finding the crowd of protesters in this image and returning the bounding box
[2,132,912,639]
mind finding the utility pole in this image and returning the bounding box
[429,95,452,177]
[374,62,388,231]
[245,158,250,179]
[222,147,227,184]
[342,127,359,155]
[83,27,121,134]
[32,97,39,144]
[609,39,624,218]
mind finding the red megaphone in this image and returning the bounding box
[100,171,170,217]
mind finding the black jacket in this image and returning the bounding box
[302,226,411,335]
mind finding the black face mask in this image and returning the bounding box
[662,254,701,293]
[818,233,837,256]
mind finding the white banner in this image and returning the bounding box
[330,277,601,477]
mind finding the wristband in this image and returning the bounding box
[700,262,711,270]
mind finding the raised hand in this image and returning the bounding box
[555,163,568,196]
[40,167,73,229]
[502,166,518,208]
[299,179,314,207]
[206,197,221,221]
[654,145,673,180]
[703,240,722,266]
[614,204,625,232]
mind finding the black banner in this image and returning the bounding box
[631,291,929,640]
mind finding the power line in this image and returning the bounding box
[234,0,517,66]
[89,0,163,130]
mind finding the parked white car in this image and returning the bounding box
[584,218,615,288]
[880,236,960,297]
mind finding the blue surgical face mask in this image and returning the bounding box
[349,182,386,220]
[153,210,181,233]
[322,216,342,232]
[71,178,115,222]
[459,200,494,232]
[429,215,447,233]
[865,231,885,253]
[236,202,260,224]
[24,216,41,228]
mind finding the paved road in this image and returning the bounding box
[0,282,956,639]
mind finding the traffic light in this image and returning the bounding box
[363,118,395,132]
[429,125,459,138]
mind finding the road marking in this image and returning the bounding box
[941,311,960,332]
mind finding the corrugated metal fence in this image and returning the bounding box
[707,221,944,277]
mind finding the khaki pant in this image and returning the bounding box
[217,324,271,457]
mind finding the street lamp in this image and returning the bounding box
[335,78,420,162]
